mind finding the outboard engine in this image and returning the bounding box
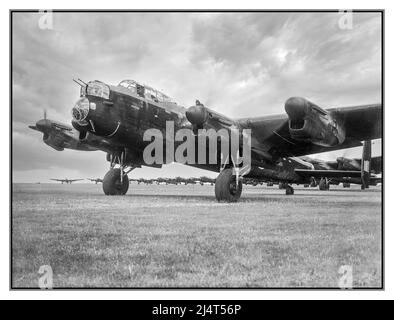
[285,97,346,147]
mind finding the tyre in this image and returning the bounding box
[310,179,317,188]
[319,178,329,191]
[215,169,242,202]
[102,168,129,195]
[285,186,294,195]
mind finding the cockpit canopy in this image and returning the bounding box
[118,80,176,105]
[80,81,110,100]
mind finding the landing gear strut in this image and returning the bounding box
[310,178,317,188]
[103,151,133,195]
[215,168,243,202]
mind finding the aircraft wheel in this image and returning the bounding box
[310,178,317,188]
[319,178,329,191]
[102,168,129,195]
[215,169,242,202]
[285,185,294,195]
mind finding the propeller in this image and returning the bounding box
[29,109,52,133]
[28,109,47,131]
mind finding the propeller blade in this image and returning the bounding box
[44,109,47,120]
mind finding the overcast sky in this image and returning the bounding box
[12,11,382,183]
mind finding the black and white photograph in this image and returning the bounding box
[10,9,383,290]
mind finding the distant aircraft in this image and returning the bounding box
[129,178,154,185]
[154,177,176,185]
[296,141,382,190]
[243,178,264,187]
[87,178,103,184]
[30,79,381,202]
[178,177,197,185]
[50,178,83,184]
[197,176,216,186]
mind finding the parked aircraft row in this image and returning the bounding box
[30,78,381,202]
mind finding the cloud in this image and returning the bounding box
[12,12,382,182]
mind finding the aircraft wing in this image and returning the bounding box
[50,179,63,181]
[294,169,363,179]
[237,102,382,161]
[29,118,119,154]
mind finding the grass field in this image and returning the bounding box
[12,183,382,288]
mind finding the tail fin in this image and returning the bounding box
[361,140,372,189]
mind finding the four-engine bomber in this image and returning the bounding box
[30,79,382,202]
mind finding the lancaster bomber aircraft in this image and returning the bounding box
[30,79,382,202]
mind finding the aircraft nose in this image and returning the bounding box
[72,97,90,123]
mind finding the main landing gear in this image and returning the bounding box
[310,178,317,188]
[214,169,295,202]
[285,184,294,195]
[103,151,134,195]
[215,168,243,202]
[319,177,330,191]
[279,182,294,195]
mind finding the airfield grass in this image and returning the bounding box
[12,183,382,288]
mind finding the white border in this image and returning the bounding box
[3,0,391,300]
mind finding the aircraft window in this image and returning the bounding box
[119,80,138,94]
[136,84,145,97]
[119,80,176,104]
[86,81,110,99]
[156,92,164,102]
[145,87,158,102]
[127,84,137,94]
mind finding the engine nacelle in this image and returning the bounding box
[186,101,209,127]
[285,97,345,147]
[43,134,65,151]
